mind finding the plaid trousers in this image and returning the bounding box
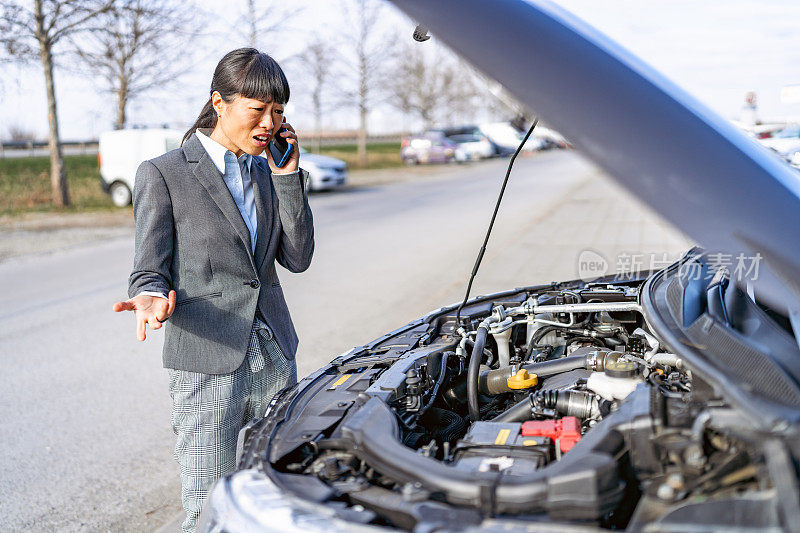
[168,315,297,533]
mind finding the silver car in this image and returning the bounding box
[299,147,347,191]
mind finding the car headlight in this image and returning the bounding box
[197,469,375,533]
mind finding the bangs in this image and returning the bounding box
[239,53,290,104]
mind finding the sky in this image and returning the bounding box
[1,0,799,141]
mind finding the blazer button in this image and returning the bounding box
[249,279,260,289]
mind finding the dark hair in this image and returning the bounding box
[182,48,290,145]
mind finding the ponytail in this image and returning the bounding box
[182,98,218,146]
[182,48,290,147]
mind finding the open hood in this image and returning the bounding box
[390,0,800,312]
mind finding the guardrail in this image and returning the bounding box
[0,134,405,159]
[0,140,99,159]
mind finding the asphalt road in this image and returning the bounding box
[0,151,692,531]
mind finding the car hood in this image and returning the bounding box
[300,152,345,168]
[391,0,800,312]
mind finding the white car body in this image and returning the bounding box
[479,122,545,152]
[759,125,800,159]
[99,128,184,206]
[532,126,569,148]
[298,147,347,191]
[448,134,494,161]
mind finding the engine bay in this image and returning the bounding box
[241,275,792,531]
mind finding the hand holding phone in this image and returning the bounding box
[269,126,294,168]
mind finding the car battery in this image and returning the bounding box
[451,422,552,475]
[521,416,582,453]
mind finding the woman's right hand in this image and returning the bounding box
[113,291,177,341]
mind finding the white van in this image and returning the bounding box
[99,128,184,206]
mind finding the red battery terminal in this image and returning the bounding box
[521,416,582,453]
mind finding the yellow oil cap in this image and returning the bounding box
[506,368,538,390]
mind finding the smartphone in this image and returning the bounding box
[268,127,294,168]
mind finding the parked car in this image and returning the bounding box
[99,128,183,206]
[759,124,800,162]
[430,125,520,157]
[480,121,546,154]
[533,126,571,149]
[789,152,800,169]
[448,133,494,161]
[298,147,347,191]
[400,133,456,164]
[199,1,800,532]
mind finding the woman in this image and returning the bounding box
[112,48,314,533]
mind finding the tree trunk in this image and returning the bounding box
[312,92,321,153]
[35,0,69,207]
[116,76,127,129]
[358,106,368,168]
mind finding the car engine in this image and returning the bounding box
[240,276,791,531]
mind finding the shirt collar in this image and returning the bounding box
[196,129,252,175]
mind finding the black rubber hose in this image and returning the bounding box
[525,325,559,356]
[467,326,489,422]
[418,352,450,417]
[491,395,533,422]
[465,338,493,365]
[479,353,590,395]
[523,354,589,377]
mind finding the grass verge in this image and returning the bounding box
[0,155,113,215]
[308,142,402,170]
[0,142,403,216]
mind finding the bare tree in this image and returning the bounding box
[240,0,303,53]
[0,0,113,206]
[340,0,391,168]
[387,41,465,130]
[297,37,334,152]
[6,124,40,141]
[72,0,198,130]
[445,58,483,123]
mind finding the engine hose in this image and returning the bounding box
[465,338,494,366]
[480,351,612,395]
[418,352,450,417]
[480,354,588,395]
[492,389,601,423]
[491,395,534,422]
[525,321,605,357]
[525,325,560,356]
[532,389,600,419]
[467,325,489,422]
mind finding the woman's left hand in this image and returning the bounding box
[266,119,300,175]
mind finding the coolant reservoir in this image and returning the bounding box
[586,358,643,401]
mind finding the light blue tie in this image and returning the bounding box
[223,151,257,252]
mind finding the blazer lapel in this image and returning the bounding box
[184,134,256,269]
[251,157,273,271]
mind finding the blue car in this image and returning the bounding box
[199,1,800,531]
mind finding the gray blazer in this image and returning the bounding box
[128,132,314,374]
